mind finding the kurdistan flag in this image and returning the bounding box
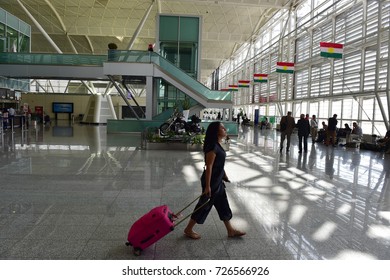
[320,42,343,59]
[238,80,250,88]
[253,74,268,83]
[228,85,238,91]
[276,62,294,74]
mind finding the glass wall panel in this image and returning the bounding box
[159,16,179,41]
[0,23,5,52]
[159,15,199,80]
[6,26,18,52]
[362,98,374,121]
[309,102,319,117]
[19,33,30,52]
[318,100,329,120]
[179,17,199,42]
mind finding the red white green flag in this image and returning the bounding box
[228,85,238,91]
[238,80,250,88]
[253,74,268,83]
[320,42,343,59]
[276,62,294,74]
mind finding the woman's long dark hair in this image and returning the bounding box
[203,121,221,153]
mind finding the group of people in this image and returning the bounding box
[0,106,52,131]
[279,112,364,153]
[279,112,315,153]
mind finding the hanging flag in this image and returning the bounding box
[228,85,238,91]
[238,80,250,88]
[276,62,294,74]
[253,74,268,83]
[320,42,343,59]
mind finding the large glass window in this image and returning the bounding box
[218,0,389,133]
[159,15,199,79]
[0,23,5,52]
[6,26,18,52]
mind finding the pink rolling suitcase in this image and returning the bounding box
[125,195,208,256]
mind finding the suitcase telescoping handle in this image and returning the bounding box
[173,193,210,228]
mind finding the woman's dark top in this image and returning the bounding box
[201,143,226,194]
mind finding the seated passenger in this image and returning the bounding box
[337,123,352,145]
[316,122,328,143]
[260,117,269,130]
[350,122,363,141]
[338,123,351,138]
[344,123,352,133]
[377,130,390,152]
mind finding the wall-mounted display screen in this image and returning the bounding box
[52,102,73,113]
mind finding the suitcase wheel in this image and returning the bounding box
[133,247,142,256]
[125,242,131,246]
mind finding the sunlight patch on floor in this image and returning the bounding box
[312,221,337,242]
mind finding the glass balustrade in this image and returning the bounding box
[0,51,231,101]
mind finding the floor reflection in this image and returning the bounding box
[0,123,389,260]
[235,124,390,259]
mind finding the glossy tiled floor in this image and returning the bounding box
[0,121,390,260]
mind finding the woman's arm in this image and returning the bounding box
[204,151,216,196]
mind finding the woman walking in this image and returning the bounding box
[184,121,246,239]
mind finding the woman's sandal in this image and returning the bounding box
[184,230,201,240]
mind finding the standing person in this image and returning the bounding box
[184,121,246,239]
[8,107,15,129]
[147,43,154,62]
[279,111,295,152]
[327,114,338,147]
[310,115,318,143]
[107,42,118,61]
[297,114,310,153]
[2,108,8,129]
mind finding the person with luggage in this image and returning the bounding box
[184,121,246,239]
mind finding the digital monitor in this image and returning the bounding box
[52,102,73,113]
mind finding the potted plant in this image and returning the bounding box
[180,97,191,120]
